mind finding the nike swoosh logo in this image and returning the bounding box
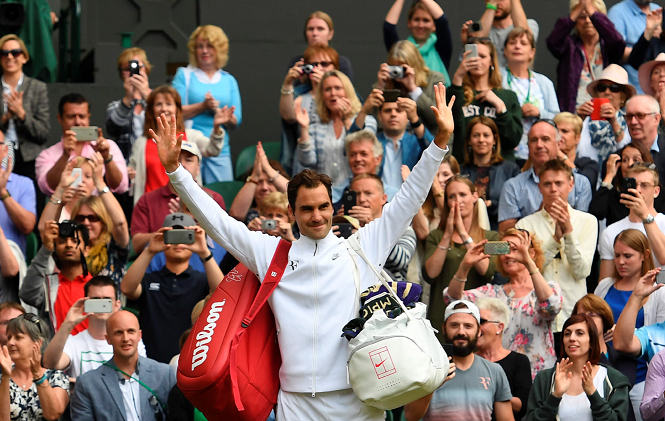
[375,359,387,367]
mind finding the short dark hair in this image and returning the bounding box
[537,159,573,179]
[84,275,117,298]
[58,93,89,116]
[351,172,384,194]
[561,314,601,364]
[287,169,332,210]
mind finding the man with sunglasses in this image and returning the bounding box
[623,95,665,184]
[498,119,592,232]
[19,220,91,336]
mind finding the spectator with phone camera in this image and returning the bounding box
[546,0,625,113]
[121,213,223,363]
[448,38,522,162]
[20,220,91,336]
[105,47,153,161]
[376,41,448,135]
[447,229,562,379]
[0,34,50,183]
[248,192,296,242]
[575,65,634,165]
[131,140,226,254]
[425,175,498,345]
[516,159,598,347]
[128,85,225,205]
[36,93,129,196]
[598,163,665,280]
[383,0,453,83]
[502,27,560,164]
[172,25,241,184]
[42,276,146,380]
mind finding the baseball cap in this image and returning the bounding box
[163,212,196,229]
[444,300,480,324]
[180,140,202,162]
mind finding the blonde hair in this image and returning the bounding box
[554,112,584,136]
[438,176,484,245]
[570,0,607,14]
[387,41,431,89]
[495,228,545,276]
[463,38,503,106]
[304,11,334,42]
[188,25,229,69]
[116,47,152,79]
[0,34,29,61]
[260,192,289,216]
[71,196,114,276]
[613,229,655,279]
[315,70,361,123]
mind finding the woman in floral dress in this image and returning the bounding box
[0,313,69,420]
[445,228,562,379]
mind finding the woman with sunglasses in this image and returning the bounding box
[527,314,631,421]
[446,229,562,379]
[589,143,665,225]
[476,297,532,421]
[546,0,625,114]
[0,314,70,420]
[460,117,520,231]
[448,37,522,162]
[425,175,498,345]
[576,65,635,165]
[502,27,560,165]
[0,34,49,181]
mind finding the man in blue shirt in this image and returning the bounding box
[0,138,35,254]
[377,97,434,192]
[609,0,662,92]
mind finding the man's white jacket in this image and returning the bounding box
[168,142,447,395]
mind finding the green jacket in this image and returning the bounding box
[526,363,631,421]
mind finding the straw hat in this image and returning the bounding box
[639,52,665,96]
[587,64,637,99]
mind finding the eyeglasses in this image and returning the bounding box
[625,112,657,121]
[74,214,100,223]
[467,37,491,43]
[479,318,501,325]
[0,49,22,58]
[534,118,558,130]
[596,83,624,93]
[577,312,600,318]
[307,61,332,68]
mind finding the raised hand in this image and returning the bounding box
[42,221,59,252]
[633,268,662,299]
[147,227,170,255]
[151,113,183,174]
[582,361,597,395]
[646,8,663,40]
[511,230,534,266]
[604,154,620,183]
[93,128,111,161]
[430,82,455,148]
[362,89,385,114]
[89,152,106,190]
[183,226,209,258]
[64,298,91,324]
[0,345,12,376]
[213,106,235,133]
[284,60,304,87]
[29,342,44,379]
[294,100,310,130]
[461,240,490,269]
[553,358,573,398]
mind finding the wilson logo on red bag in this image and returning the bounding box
[191,300,226,371]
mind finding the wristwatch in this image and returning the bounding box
[462,237,474,245]
[99,186,110,195]
[643,214,656,224]
[246,176,258,184]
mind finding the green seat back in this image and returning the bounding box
[234,142,282,180]
[204,180,245,207]
[25,232,38,266]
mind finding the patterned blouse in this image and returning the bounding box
[444,280,563,379]
[2,370,69,420]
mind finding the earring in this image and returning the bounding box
[490,65,494,73]
[492,144,497,152]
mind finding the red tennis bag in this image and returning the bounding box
[177,240,292,421]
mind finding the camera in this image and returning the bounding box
[261,219,277,231]
[129,60,140,76]
[387,65,406,80]
[301,64,315,75]
[470,21,483,33]
[59,221,78,238]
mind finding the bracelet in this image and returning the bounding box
[280,86,294,96]
[268,173,279,183]
[103,154,113,164]
[434,191,445,198]
[203,252,214,262]
[529,268,540,276]
[486,3,498,10]
[33,373,47,385]
[411,119,422,129]
[246,176,258,185]
[49,196,62,205]
[601,181,614,190]
[437,245,452,251]
[0,191,10,201]
[453,275,467,283]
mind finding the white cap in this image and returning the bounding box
[444,300,480,324]
[180,140,202,162]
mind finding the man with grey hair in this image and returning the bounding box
[332,130,398,207]
[498,120,592,232]
[624,95,665,184]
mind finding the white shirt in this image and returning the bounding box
[118,374,141,421]
[1,74,22,150]
[382,136,403,190]
[63,329,147,378]
[558,366,607,421]
[516,206,598,332]
[598,214,665,266]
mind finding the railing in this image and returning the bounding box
[57,0,81,82]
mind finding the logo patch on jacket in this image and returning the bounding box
[149,283,160,291]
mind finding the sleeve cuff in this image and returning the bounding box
[409,87,423,101]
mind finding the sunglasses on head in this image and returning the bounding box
[0,49,22,58]
[534,118,558,130]
[74,214,100,223]
[596,83,623,93]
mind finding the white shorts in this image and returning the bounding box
[276,388,385,421]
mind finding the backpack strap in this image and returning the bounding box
[229,239,292,411]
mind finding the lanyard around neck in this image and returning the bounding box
[582,46,596,82]
[507,68,532,104]
[102,361,166,411]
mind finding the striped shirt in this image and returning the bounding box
[384,226,417,282]
[498,167,592,222]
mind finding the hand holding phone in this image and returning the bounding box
[163,229,196,245]
[484,241,510,255]
[622,177,637,196]
[71,126,99,142]
[84,299,113,314]
[343,190,357,216]
[465,44,479,59]
[70,168,82,188]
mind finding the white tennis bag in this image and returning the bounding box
[345,235,450,410]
